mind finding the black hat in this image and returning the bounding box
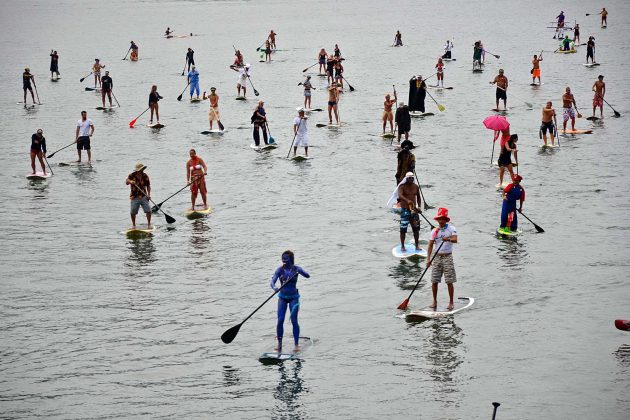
[401,140,415,150]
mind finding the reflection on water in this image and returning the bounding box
[496,236,528,270]
[222,365,241,388]
[271,361,308,419]
[125,236,156,268]
[71,165,97,183]
[426,317,463,400]
[389,259,424,290]
[190,220,211,254]
[27,180,51,195]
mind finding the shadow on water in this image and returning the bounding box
[190,219,212,254]
[496,235,528,270]
[222,365,242,388]
[389,258,426,290]
[125,235,156,268]
[271,360,308,419]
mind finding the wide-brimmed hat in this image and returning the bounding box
[401,140,415,149]
[134,163,147,172]
[434,207,450,221]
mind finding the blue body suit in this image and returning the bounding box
[501,183,525,230]
[270,259,310,346]
[188,69,200,97]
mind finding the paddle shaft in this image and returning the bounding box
[391,85,398,145]
[413,170,430,211]
[519,210,544,232]
[286,118,303,158]
[123,47,131,60]
[112,90,121,107]
[341,76,355,91]
[425,89,443,111]
[129,107,150,127]
[177,81,191,100]
[302,62,318,72]
[47,140,76,158]
[34,84,41,105]
[399,239,445,308]
[596,92,621,116]
[152,174,204,211]
[247,74,259,96]
[43,156,54,175]
[80,72,92,83]
[492,402,501,420]
[130,182,175,223]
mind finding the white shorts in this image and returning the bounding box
[238,77,246,86]
[294,135,308,147]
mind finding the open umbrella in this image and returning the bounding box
[483,115,510,164]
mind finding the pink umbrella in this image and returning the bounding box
[483,115,510,164]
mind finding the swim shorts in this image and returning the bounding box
[328,101,337,106]
[431,253,456,284]
[304,90,311,97]
[540,121,555,135]
[130,197,150,215]
[563,107,575,121]
[532,69,540,78]
[497,153,512,167]
[76,136,90,150]
[208,107,220,121]
[400,208,420,233]
[496,88,507,100]
[294,134,308,147]
[592,94,603,108]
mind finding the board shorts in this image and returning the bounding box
[190,177,207,195]
[431,253,456,284]
[540,121,555,135]
[400,208,420,233]
[586,48,594,58]
[593,95,603,108]
[294,134,308,147]
[496,88,507,100]
[76,136,90,150]
[94,72,100,77]
[328,100,337,106]
[23,83,32,90]
[238,76,246,86]
[304,90,311,97]
[497,153,512,167]
[563,107,575,121]
[209,107,220,121]
[382,110,393,120]
[130,197,150,215]
[532,69,540,78]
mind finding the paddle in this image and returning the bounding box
[597,94,621,117]
[390,85,398,145]
[341,76,355,91]
[496,86,533,108]
[302,62,318,72]
[247,73,260,96]
[181,58,187,76]
[555,116,560,147]
[34,83,41,105]
[221,273,297,344]
[425,89,445,112]
[151,175,204,212]
[574,104,583,119]
[490,131,499,165]
[491,402,501,420]
[413,170,431,211]
[43,156,54,175]
[112,90,121,107]
[131,183,176,224]
[122,47,131,60]
[265,122,275,144]
[397,239,446,310]
[518,210,544,233]
[46,140,76,158]
[286,119,303,158]
[484,50,500,59]
[79,72,92,83]
[255,40,267,52]
[129,107,149,128]
[177,81,191,101]
[417,210,435,229]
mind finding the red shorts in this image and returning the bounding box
[593,95,603,108]
[191,178,207,195]
[532,69,541,78]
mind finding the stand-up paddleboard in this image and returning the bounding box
[583,63,601,67]
[59,160,97,167]
[615,320,630,331]
[429,85,454,90]
[317,74,327,77]
[147,123,165,129]
[95,106,118,110]
[235,96,247,101]
[201,129,226,135]
[290,155,310,161]
[190,98,202,103]
[85,87,102,92]
[259,336,313,362]
[555,49,577,54]
[443,58,456,61]
[491,108,510,113]
[404,297,474,320]
[26,171,51,180]
[126,225,156,237]
[497,227,523,237]
[185,206,212,219]
[586,116,600,121]
[382,132,396,139]
[539,143,558,149]
[410,112,434,117]
[530,83,545,86]
[251,143,278,151]
[560,129,592,134]
[473,69,484,73]
[51,78,60,82]
[303,108,323,112]
[392,243,427,259]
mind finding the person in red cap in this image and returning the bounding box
[499,175,525,234]
[426,207,458,310]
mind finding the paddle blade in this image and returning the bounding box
[46,153,55,158]
[614,111,621,117]
[316,123,327,128]
[615,319,630,331]
[254,89,260,96]
[177,94,183,101]
[438,104,446,112]
[348,85,355,92]
[302,68,309,72]
[164,213,176,224]
[268,136,275,144]
[218,121,225,131]
[129,118,138,128]
[534,224,545,233]
[221,323,242,343]
[397,299,410,310]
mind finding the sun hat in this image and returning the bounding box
[434,207,450,221]
[134,163,146,172]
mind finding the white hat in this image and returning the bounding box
[296,107,305,112]
[245,63,251,68]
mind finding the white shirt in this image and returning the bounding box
[77,118,93,137]
[430,224,457,254]
[238,68,249,83]
[293,116,308,136]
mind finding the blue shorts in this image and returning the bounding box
[130,197,151,215]
[400,208,420,233]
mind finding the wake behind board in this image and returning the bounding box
[392,243,427,259]
[201,129,226,135]
[561,129,592,135]
[497,227,523,237]
[410,112,434,117]
[259,336,313,363]
[26,171,51,180]
[95,106,118,111]
[147,123,165,129]
[126,225,156,237]
[405,297,474,320]
[185,206,213,219]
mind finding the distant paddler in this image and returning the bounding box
[268,29,277,49]
[292,108,309,157]
[148,85,163,125]
[75,110,95,164]
[302,75,314,109]
[442,39,454,59]
[202,87,222,130]
[49,50,60,79]
[540,101,557,146]
[165,27,173,37]
[394,30,403,46]
[327,82,340,125]
[101,70,114,108]
[186,48,195,73]
[395,140,416,184]
[126,163,152,229]
[554,11,566,39]
[22,67,36,105]
[586,36,596,64]
[600,8,608,27]
[531,53,543,85]
[562,86,579,131]
[573,24,581,44]
[252,100,269,146]
[92,58,105,88]
[264,40,272,62]
[130,41,139,61]
[397,172,422,252]
[489,69,508,110]
[592,75,606,119]
[435,57,445,87]
[186,149,208,210]
[499,175,525,235]
[30,129,47,175]
[473,41,482,70]
[317,48,327,74]
[560,35,574,51]
[188,65,200,100]
[326,55,335,85]
[395,102,411,143]
[231,63,250,98]
[231,49,244,68]
[382,94,396,134]
[408,75,426,113]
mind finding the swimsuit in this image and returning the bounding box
[540,120,555,135]
[563,107,575,121]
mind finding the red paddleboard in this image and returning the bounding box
[615,320,630,331]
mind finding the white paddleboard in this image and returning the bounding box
[392,243,427,259]
[259,336,313,362]
[410,112,434,117]
[185,206,213,219]
[404,297,474,320]
[201,129,226,135]
[126,225,156,236]
[583,63,601,67]
[26,171,51,180]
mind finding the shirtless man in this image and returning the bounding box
[531,54,543,85]
[562,87,579,131]
[186,149,208,210]
[490,69,508,110]
[382,94,396,134]
[600,8,608,27]
[398,172,422,252]
[202,87,222,130]
[268,30,277,49]
[92,59,105,88]
[231,50,244,68]
[592,75,606,119]
[327,83,340,125]
[540,101,557,146]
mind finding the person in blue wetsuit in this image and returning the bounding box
[499,175,525,234]
[270,250,310,352]
[188,66,200,100]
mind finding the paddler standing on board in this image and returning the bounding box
[75,110,94,164]
[292,108,309,158]
[409,75,426,113]
[30,129,47,175]
[268,29,277,49]
[435,58,445,87]
[327,82,340,125]
[562,86,578,131]
[427,208,458,310]
[100,71,114,108]
[398,172,422,252]
[232,50,244,68]
[592,75,606,119]
[202,87,222,130]
[382,94,396,134]
[126,163,152,229]
[394,30,403,46]
[232,63,250,98]
[270,250,310,352]
[586,36,596,64]
[188,65,200,100]
[490,69,508,111]
[554,11,565,39]
[540,101,557,146]
[499,175,524,234]
[92,59,105,88]
[395,102,411,143]
[600,8,608,27]
[165,27,172,37]
[302,76,313,109]
[473,41,482,70]
[186,149,208,210]
[130,41,139,61]
[50,50,60,79]
[396,140,416,184]
[442,40,453,59]
[22,68,36,105]
[186,48,195,73]
[531,54,542,85]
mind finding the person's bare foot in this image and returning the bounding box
[31,172,36,175]
[400,245,406,252]
[75,160,81,163]
[203,205,208,210]
[447,302,455,310]
[274,345,282,352]
[294,345,301,352]
[131,225,136,229]
[428,302,437,309]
